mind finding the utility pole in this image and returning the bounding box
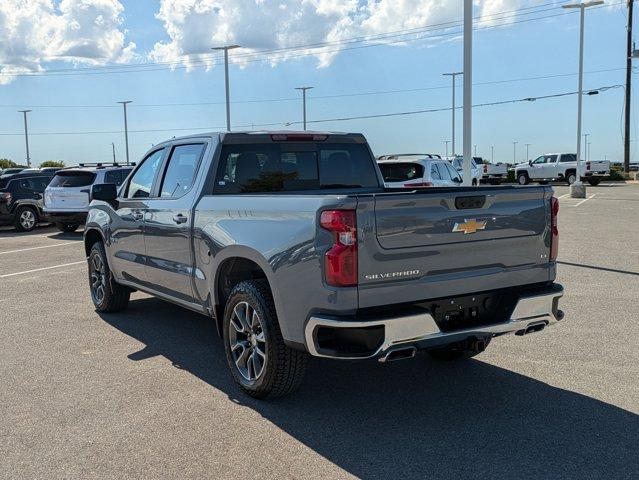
[563,1,602,197]
[111,142,116,163]
[295,86,313,130]
[443,71,463,156]
[625,0,633,173]
[444,140,450,157]
[18,110,32,167]
[212,45,241,131]
[525,143,531,161]
[462,0,473,186]
[117,101,132,165]
[474,144,477,156]
[513,141,518,165]
[491,145,494,163]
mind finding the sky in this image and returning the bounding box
[0,0,634,166]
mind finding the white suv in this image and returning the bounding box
[44,164,133,232]
[377,155,463,188]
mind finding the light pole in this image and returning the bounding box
[461,0,473,186]
[513,141,518,165]
[111,142,116,163]
[212,45,241,131]
[563,1,603,197]
[117,101,132,165]
[491,146,494,163]
[525,143,531,161]
[443,71,463,157]
[444,141,450,157]
[583,133,590,161]
[474,144,477,157]
[18,110,32,167]
[295,86,314,130]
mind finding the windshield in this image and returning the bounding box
[378,162,424,182]
[49,171,96,188]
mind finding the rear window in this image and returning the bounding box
[378,162,424,182]
[213,143,379,193]
[49,171,96,188]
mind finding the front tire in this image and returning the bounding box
[517,172,529,185]
[56,222,80,233]
[223,280,307,399]
[566,172,577,185]
[14,206,38,232]
[88,241,130,312]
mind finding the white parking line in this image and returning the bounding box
[574,193,597,207]
[0,242,77,256]
[0,261,85,279]
[558,193,570,199]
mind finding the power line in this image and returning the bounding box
[0,67,626,109]
[2,1,621,78]
[0,84,622,136]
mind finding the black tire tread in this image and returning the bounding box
[89,242,130,313]
[224,279,307,399]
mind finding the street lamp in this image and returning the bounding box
[117,101,132,165]
[525,143,531,161]
[563,1,603,198]
[295,86,314,130]
[212,44,241,131]
[444,140,450,157]
[513,141,518,165]
[583,133,590,161]
[491,146,494,163]
[18,110,32,167]
[443,71,463,156]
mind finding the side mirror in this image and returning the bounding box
[528,160,533,166]
[91,183,118,203]
[452,177,462,183]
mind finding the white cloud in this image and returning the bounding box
[0,0,135,84]
[149,0,539,69]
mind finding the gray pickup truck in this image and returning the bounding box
[84,131,564,398]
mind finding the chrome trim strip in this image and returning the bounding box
[305,286,564,360]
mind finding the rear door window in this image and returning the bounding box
[378,163,424,182]
[19,176,52,191]
[159,144,204,198]
[560,154,576,163]
[49,172,96,188]
[214,143,379,193]
[430,164,441,180]
[436,163,452,180]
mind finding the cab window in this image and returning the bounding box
[126,149,165,198]
[159,144,205,198]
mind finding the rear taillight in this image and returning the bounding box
[483,164,488,173]
[550,196,559,261]
[586,162,591,171]
[270,134,328,142]
[320,210,357,287]
[403,182,433,188]
[0,192,11,204]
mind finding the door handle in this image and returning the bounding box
[173,214,188,224]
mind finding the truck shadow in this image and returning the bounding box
[100,297,639,479]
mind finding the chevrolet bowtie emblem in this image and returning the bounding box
[452,219,487,234]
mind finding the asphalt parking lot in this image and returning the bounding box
[2,183,638,479]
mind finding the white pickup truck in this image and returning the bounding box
[515,153,610,186]
[473,157,508,185]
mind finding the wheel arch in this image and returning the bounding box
[84,228,105,257]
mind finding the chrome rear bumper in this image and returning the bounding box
[304,285,564,360]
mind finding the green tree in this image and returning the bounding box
[40,160,65,168]
[0,158,16,169]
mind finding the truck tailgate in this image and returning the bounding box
[356,186,555,308]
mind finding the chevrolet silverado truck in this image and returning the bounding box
[83,131,564,399]
[515,153,610,186]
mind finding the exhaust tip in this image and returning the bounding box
[379,346,417,363]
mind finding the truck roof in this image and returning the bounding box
[152,130,367,146]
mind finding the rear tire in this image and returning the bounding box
[88,241,130,313]
[566,171,577,185]
[223,279,307,399]
[56,222,80,233]
[517,172,529,185]
[14,206,38,232]
[427,338,491,361]
[587,178,601,186]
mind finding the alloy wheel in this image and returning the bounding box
[20,210,36,230]
[90,253,106,304]
[229,301,267,382]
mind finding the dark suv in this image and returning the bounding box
[0,172,55,231]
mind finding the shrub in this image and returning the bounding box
[40,160,65,168]
[0,158,16,169]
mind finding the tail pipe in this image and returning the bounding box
[379,346,417,363]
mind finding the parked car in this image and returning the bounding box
[378,153,442,161]
[377,156,463,188]
[450,156,483,185]
[515,153,610,186]
[0,167,26,176]
[83,131,564,399]
[44,164,133,232]
[0,171,56,231]
[473,157,508,185]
